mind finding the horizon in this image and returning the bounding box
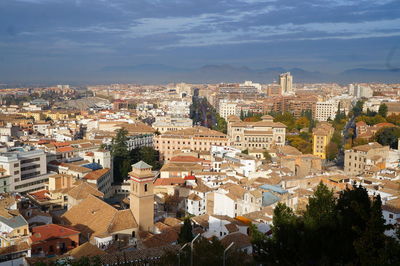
[0,0,399,84]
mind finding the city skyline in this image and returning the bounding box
[0,0,399,84]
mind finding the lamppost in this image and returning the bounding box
[190,234,201,266]
[177,243,189,266]
[223,242,235,266]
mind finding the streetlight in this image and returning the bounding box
[190,233,201,266]
[223,242,235,266]
[178,243,189,266]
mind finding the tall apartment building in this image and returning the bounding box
[354,85,373,98]
[279,72,293,94]
[227,115,286,150]
[154,126,229,161]
[315,100,338,121]
[0,148,50,193]
[218,100,240,119]
[344,142,389,175]
[312,122,334,159]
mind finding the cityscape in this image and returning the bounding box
[1,0,400,265]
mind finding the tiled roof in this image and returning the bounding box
[67,242,107,259]
[83,168,110,181]
[221,232,251,249]
[67,182,104,200]
[132,160,152,170]
[31,224,80,243]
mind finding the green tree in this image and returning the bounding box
[111,128,130,183]
[262,150,272,162]
[178,218,194,244]
[378,103,388,118]
[352,100,364,117]
[326,142,339,161]
[374,126,400,148]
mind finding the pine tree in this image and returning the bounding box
[178,218,194,244]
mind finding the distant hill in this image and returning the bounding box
[100,64,400,84]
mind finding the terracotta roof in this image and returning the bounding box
[221,232,251,249]
[67,242,107,259]
[83,168,110,181]
[224,223,239,233]
[62,195,137,239]
[67,182,104,200]
[31,224,80,243]
[153,178,185,186]
[188,193,201,201]
[0,241,30,255]
[56,146,74,153]
[170,156,205,163]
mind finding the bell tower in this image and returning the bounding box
[129,161,155,232]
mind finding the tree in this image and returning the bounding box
[378,103,388,118]
[130,146,162,170]
[326,142,338,161]
[178,218,194,244]
[111,128,130,183]
[212,114,227,134]
[263,150,272,162]
[374,126,400,148]
[295,117,310,130]
[387,114,400,126]
[352,100,364,117]
[242,149,249,154]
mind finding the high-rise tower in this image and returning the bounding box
[279,72,293,93]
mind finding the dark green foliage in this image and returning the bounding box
[378,103,388,118]
[250,182,400,265]
[130,146,162,170]
[178,218,194,244]
[111,128,130,183]
[161,236,253,266]
[242,149,249,154]
[262,150,272,162]
[213,114,227,134]
[352,100,364,117]
[374,126,400,148]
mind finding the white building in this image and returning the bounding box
[315,100,338,121]
[279,72,293,94]
[152,116,193,134]
[218,100,241,120]
[0,148,51,193]
[354,85,373,98]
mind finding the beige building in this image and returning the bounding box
[129,161,155,232]
[154,126,229,161]
[279,72,293,94]
[152,116,193,134]
[218,100,240,119]
[315,100,338,122]
[227,115,286,150]
[344,142,389,176]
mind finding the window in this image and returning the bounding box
[14,163,19,167]
[144,184,148,192]
[389,214,394,219]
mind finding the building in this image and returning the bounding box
[312,122,334,159]
[227,115,286,150]
[152,116,193,134]
[354,85,373,98]
[315,100,338,122]
[0,148,50,193]
[344,142,389,175]
[83,168,113,198]
[30,224,80,257]
[218,100,240,120]
[279,72,293,94]
[154,127,229,161]
[129,161,155,232]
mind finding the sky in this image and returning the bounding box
[0,0,399,84]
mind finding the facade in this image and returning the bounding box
[344,142,389,175]
[152,116,193,134]
[279,72,293,94]
[218,100,240,120]
[83,168,113,198]
[315,100,338,122]
[227,115,286,150]
[154,126,229,161]
[0,148,50,193]
[129,161,155,232]
[312,122,334,159]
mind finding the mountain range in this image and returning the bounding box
[100,64,400,84]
